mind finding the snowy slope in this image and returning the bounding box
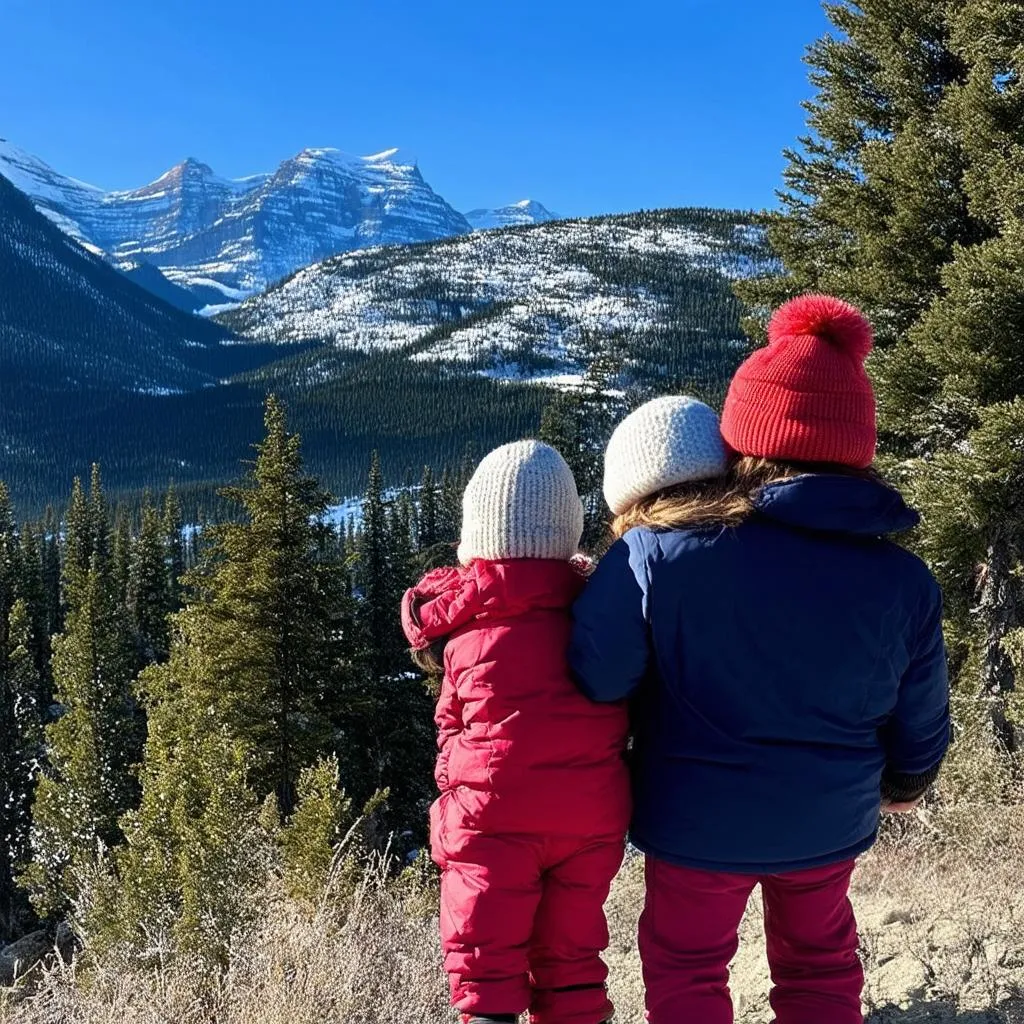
[223,209,773,388]
[0,141,472,301]
[0,138,105,250]
[465,199,558,231]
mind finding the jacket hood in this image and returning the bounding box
[753,475,919,537]
[402,559,585,649]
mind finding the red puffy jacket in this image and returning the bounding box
[402,559,631,840]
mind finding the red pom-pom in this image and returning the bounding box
[768,294,873,361]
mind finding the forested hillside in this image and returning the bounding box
[1,202,766,515]
[225,207,769,398]
[0,174,245,393]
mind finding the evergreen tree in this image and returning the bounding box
[111,511,132,612]
[277,755,372,906]
[539,357,624,551]
[176,395,343,815]
[357,452,399,680]
[350,458,438,839]
[0,483,19,649]
[63,477,92,603]
[0,597,43,942]
[736,1,976,344]
[390,490,416,596]
[22,552,138,919]
[417,466,439,551]
[17,525,51,690]
[438,467,461,546]
[128,503,172,665]
[162,487,186,610]
[23,470,137,919]
[40,506,62,639]
[83,634,264,968]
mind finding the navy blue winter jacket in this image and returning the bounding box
[570,474,950,874]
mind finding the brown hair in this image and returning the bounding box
[410,642,446,677]
[610,456,882,539]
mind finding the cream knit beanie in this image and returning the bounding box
[458,441,584,564]
[603,396,728,515]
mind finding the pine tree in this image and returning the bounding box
[22,473,139,919]
[417,466,439,551]
[351,458,437,840]
[357,452,397,681]
[128,503,171,665]
[63,477,92,603]
[0,600,43,941]
[736,1,976,345]
[175,395,343,815]
[438,467,461,546]
[88,464,111,573]
[82,634,264,968]
[40,507,62,639]
[0,483,19,649]
[162,487,186,611]
[111,511,132,611]
[390,490,416,596]
[278,755,370,905]
[17,524,51,691]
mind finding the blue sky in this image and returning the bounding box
[0,0,830,217]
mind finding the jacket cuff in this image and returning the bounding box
[881,763,942,803]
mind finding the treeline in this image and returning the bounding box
[1,356,547,519]
[0,395,477,954]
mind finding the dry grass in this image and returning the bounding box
[4,806,1024,1024]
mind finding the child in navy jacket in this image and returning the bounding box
[571,296,950,1024]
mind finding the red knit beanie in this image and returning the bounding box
[721,294,877,468]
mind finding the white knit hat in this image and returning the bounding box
[458,441,584,564]
[603,396,728,515]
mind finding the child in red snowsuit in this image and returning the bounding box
[402,440,630,1024]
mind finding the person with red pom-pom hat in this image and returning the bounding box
[571,295,951,1024]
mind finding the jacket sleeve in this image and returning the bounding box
[433,668,460,791]
[570,533,651,703]
[881,580,951,777]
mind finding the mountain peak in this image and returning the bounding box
[2,136,472,299]
[165,157,219,181]
[293,146,417,170]
[465,200,558,232]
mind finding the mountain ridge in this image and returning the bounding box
[0,139,529,306]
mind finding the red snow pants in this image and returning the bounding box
[640,856,863,1024]
[433,826,623,1024]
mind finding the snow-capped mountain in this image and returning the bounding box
[0,172,237,394]
[107,148,472,299]
[0,139,472,302]
[0,138,105,251]
[465,199,557,231]
[223,208,772,390]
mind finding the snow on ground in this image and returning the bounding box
[226,213,769,383]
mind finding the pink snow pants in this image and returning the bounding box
[433,827,623,1024]
[640,856,863,1024]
